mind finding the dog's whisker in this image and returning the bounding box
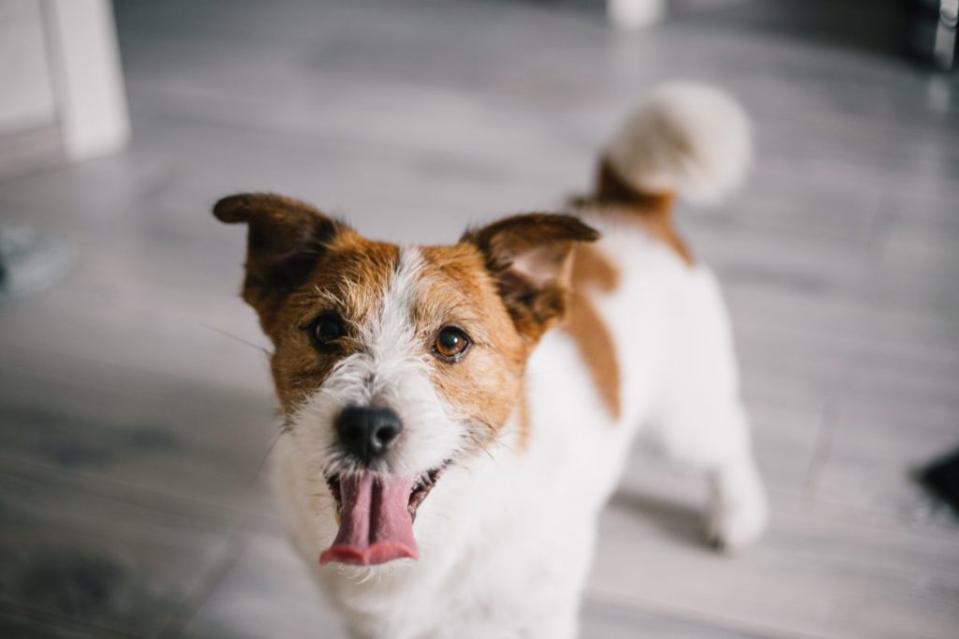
[201,323,272,356]
[258,428,287,471]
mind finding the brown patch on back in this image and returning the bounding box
[573,158,693,265]
[562,244,623,420]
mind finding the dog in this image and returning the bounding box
[214,82,767,639]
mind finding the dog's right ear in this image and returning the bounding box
[213,193,343,324]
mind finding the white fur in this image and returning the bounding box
[288,248,464,483]
[605,82,752,206]
[271,91,767,638]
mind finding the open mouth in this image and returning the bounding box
[319,463,449,567]
[325,464,446,523]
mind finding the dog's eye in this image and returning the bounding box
[433,326,471,362]
[309,312,345,351]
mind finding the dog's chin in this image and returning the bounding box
[317,461,451,568]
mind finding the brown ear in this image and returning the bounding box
[462,213,599,341]
[213,192,343,323]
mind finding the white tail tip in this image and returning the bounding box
[604,82,752,206]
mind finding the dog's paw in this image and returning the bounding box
[705,490,768,552]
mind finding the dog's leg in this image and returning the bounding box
[703,411,768,551]
[646,269,768,551]
[653,397,768,551]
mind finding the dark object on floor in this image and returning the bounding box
[905,0,958,70]
[917,446,959,516]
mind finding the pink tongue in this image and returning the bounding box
[319,473,418,566]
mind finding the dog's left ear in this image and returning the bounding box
[462,213,599,341]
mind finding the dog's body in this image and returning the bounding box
[217,83,767,639]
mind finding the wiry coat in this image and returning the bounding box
[217,82,767,639]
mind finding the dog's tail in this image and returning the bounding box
[597,82,752,207]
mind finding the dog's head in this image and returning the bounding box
[215,193,597,567]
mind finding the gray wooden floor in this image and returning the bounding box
[2,0,958,637]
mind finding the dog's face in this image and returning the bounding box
[215,193,597,567]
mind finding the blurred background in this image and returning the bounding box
[1,0,958,637]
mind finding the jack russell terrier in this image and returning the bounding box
[214,82,768,638]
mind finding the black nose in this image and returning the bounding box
[335,406,403,464]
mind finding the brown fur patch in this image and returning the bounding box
[461,213,599,345]
[448,214,600,447]
[217,195,604,452]
[572,158,693,265]
[562,244,623,420]
[514,381,531,451]
[213,193,345,327]
[417,244,529,450]
[265,231,400,412]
